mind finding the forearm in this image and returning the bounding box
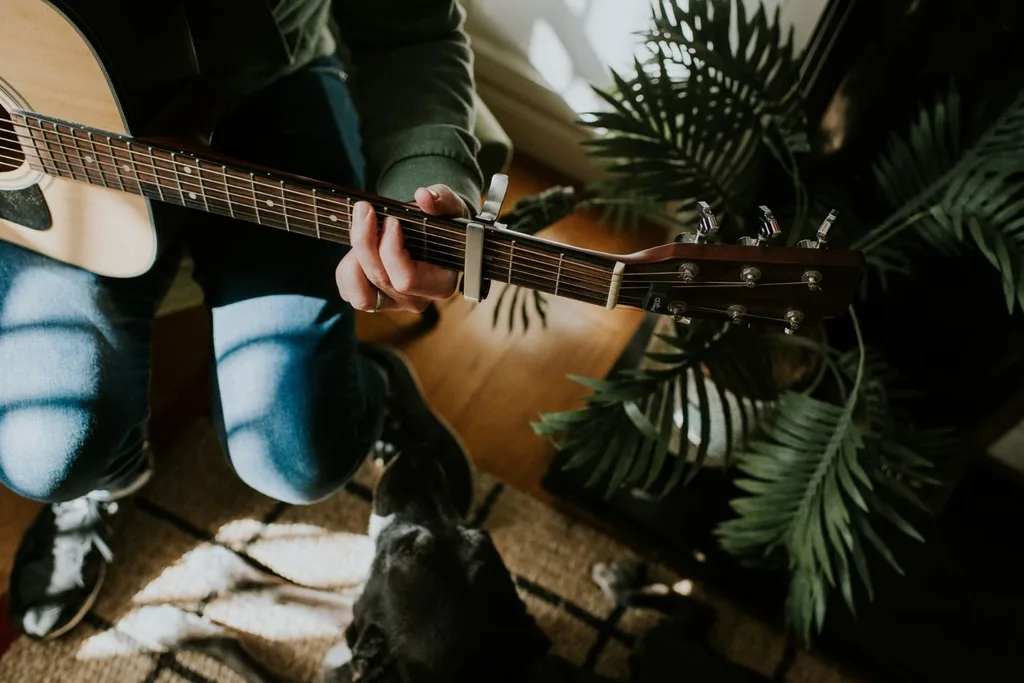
[333,0,483,213]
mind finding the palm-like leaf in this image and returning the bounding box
[856,85,1024,312]
[715,314,940,643]
[533,321,777,499]
[645,0,810,166]
[580,48,764,231]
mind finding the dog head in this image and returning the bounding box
[331,448,551,682]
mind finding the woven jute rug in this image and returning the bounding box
[0,419,863,682]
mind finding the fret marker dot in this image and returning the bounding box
[266,200,275,208]
[183,166,192,174]
[188,192,197,200]
[329,214,338,222]
[84,156,94,163]
[122,164,131,172]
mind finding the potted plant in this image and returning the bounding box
[486,0,1024,643]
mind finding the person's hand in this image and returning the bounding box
[337,184,471,313]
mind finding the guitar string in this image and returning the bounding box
[2,125,620,285]
[0,135,636,297]
[0,137,623,296]
[7,123,842,291]
[0,144,823,322]
[0,142,806,321]
[0,133,822,306]
[0,140,820,293]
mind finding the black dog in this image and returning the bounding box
[145,449,772,682]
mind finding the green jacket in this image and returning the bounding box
[65,0,484,212]
[327,0,484,212]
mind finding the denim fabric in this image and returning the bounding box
[0,55,386,505]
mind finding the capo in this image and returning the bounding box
[461,174,508,302]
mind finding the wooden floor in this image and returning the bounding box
[0,154,662,592]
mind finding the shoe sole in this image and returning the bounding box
[35,561,106,642]
[361,343,478,518]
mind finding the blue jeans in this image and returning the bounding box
[0,56,386,505]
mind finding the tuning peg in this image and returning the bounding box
[798,209,838,249]
[697,201,719,238]
[783,310,804,335]
[757,205,782,240]
[675,201,719,244]
[738,206,781,246]
[668,301,691,324]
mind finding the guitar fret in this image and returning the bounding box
[147,147,165,202]
[94,132,120,191]
[172,153,196,208]
[313,189,321,238]
[132,142,159,200]
[555,254,564,296]
[69,129,93,184]
[48,124,80,183]
[196,162,211,213]
[418,218,428,261]
[23,121,55,176]
[280,181,289,231]
[223,167,235,218]
[509,240,516,282]
[250,173,261,224]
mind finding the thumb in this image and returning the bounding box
[414,184,472,218]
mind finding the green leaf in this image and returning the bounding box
[715,311,938,645]
[578,44,766,229]
[646,0,809,168]
[860,83,1024,311]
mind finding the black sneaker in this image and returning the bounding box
[359,342,476,519]
[7,450,154,640]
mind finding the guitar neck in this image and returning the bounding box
[9,112,621,309]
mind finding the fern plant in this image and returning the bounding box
[525,0,1024,644]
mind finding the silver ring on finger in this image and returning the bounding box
[368,288,384,313]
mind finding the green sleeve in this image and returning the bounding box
[332,0,484,214]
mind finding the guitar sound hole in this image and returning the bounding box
[0,103,25,173]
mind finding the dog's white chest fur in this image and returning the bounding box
[368,513,396,544]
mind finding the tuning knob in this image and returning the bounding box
[783,310,804,335]
[676,201,719,244]
[697,201,719,238]
[798,210,838,249]
[738,206,781,246]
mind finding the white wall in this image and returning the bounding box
[464,0,832,181]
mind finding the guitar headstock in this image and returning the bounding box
[618,205,864,333]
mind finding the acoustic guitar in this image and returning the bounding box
[0,0,865,332]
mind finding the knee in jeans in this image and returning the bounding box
[223,416,368,505]
[0,405,115,503]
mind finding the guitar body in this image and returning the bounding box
[0,0,156,277]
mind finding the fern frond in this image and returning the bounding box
[715,313,938,644]
[579,49,764,229]
[856,84,1024,311]
[646,0,809,162]
[533,321,777,499]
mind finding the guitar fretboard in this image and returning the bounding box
[9,112,621,309]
